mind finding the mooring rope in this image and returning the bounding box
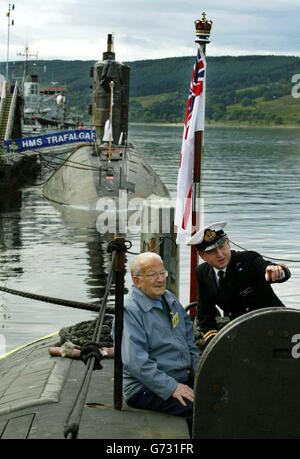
[11,143,97,187]
[0,240,131,311]
[0,285,102,312]
[230,240,300,263]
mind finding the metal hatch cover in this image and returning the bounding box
[193,307,300,439]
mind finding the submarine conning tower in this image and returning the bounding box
[90,34,130,145]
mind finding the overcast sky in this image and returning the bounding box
[0,0,299,63]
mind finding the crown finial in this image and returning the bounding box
[195,12,212,44]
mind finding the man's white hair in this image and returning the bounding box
[130,252,163,275]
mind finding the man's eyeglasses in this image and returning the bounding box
[136,270,168,280]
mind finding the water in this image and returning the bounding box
[1,125,300,353]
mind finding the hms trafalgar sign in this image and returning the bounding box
[4,129,96,153]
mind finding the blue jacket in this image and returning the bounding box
[122,286,199,401]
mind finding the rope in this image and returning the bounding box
[107,81,115,161]
[230,240,300,263]
[41,154,102,172]
[12,134,130,188]
[0,285,100,312]
[107,238,132,254]
[0,239,131,310]
[64,249,117,439]
[11,143,98,187]
[31,144,81,157]
[126,249,141,255]
[12,158,51,187]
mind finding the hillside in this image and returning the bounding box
[128,55,300,126]
[1,55,299,126]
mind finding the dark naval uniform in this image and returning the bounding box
[196,250,291,343]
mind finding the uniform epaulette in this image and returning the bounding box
[203,329,218,342]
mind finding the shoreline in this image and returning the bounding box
[130,122,300,129]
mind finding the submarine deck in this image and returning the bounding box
[0,336,189,439]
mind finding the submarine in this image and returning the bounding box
[1,307,300,439]
[42,35,170,209]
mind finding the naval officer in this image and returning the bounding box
[187,222,291,349]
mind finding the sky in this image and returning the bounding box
[0,0,300,63]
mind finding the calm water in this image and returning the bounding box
[1,125,300,353]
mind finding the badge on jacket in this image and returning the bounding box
[171,312,180,328]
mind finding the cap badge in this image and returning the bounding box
[203,229,217,242]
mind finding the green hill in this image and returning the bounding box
[1,55,300,126]
[128,55,300,126]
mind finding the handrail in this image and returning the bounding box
[4,80,20,141]
[64,237,129,439]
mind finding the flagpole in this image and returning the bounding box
[189,13,212,311]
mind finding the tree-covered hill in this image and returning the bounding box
[1,55,299,125]
[128,55,300,125]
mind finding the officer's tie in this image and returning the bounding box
[218,270,225,289]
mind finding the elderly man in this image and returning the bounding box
[122,252,199,432]
[187,221,291,349]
